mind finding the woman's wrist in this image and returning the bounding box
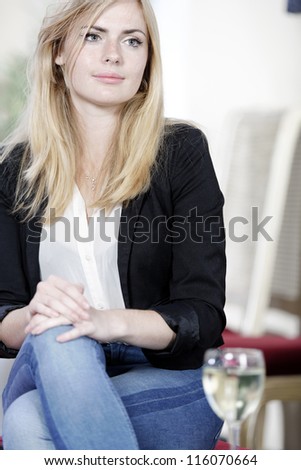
[103,308,176,350]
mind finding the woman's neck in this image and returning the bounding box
[78,108,119,167]
[74,107,119,211]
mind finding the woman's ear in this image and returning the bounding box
[55,53,65,66]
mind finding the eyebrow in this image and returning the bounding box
[89,26,147,37]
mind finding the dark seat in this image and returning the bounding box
[222,329,301,376]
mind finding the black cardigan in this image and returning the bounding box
[0,124,226,369]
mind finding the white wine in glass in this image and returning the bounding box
[202,347,265,449]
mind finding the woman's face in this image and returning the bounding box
[56,0,149,114]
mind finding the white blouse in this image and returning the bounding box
[39,185,125,310]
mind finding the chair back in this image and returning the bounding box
[222,108,301,336]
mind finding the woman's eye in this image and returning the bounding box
[125,38,143,48]
[85,33,101,42]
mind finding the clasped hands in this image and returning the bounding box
[25,275,115,343]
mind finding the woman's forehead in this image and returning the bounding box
[66,1,147,36]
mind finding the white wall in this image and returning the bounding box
[152,0,301,173]
[0,0,50,65]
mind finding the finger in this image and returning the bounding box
[74,283,85,294]
[36,280,90,321]
[48,276,90,310]
[26,315,70,336]
[56,323,92,343]
[30,292,82,322]
[28,300,60,319]
[41,295,89,323]
[25,313,46,334]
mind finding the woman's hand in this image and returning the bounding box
[26,275,90,325]
[25,276,176,350]
[25,306,113,343]
[55,308,176,351]
[25,311,71,336]
[24,275,118,342]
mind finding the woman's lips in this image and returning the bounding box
[93,73,125,84]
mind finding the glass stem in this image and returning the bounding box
[228,421,241,450]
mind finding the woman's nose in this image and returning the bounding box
[104,55,119,64]
[102,41,121,64]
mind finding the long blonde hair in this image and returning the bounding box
[1,0,165,221]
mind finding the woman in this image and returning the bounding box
[0,0,226,450]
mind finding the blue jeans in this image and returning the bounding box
[2,326,223,450]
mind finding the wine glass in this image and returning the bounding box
[202,347,265,450]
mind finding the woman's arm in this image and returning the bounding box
[0,307,29,350]
[0,160,32,355]
[26,299,176,350]
[137,124,226,369]
[1,274,93,348]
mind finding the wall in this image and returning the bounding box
[152,0,301,176]
[0,0,49,66]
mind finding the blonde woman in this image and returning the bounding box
[0,0,226,449]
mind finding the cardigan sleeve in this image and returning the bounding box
[142,125,226,369]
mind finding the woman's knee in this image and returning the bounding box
[26,326,101,366]
[26,326,73,353]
